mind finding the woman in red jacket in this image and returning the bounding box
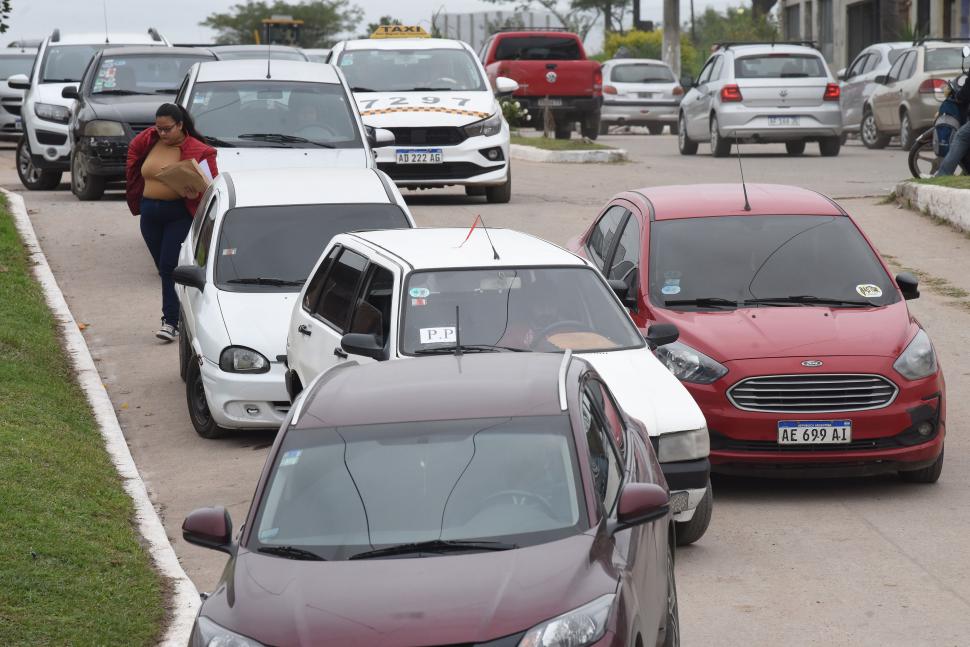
[126,103,218,342]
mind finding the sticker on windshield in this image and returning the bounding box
[280,449,302,467]
[340,54,353,66]
[409,287,430,298]
[221,248,237,256]
[855,284,883,298]
[411,298,427,306]
[661,285,681,295]
[258,527,279,541]
[419,326,456,344]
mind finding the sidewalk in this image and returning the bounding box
[895,179,970,232]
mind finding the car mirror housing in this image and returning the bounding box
[494,76,519,96]
[366,126,395,147]
[837,67,847,81]
[609,483,669,535]
[679,75,694,89]
[874,74,888,85]
[182,506,234,554]
[607,278,637,308]
[896,272,920,300]
[7,73,29,90]
[645,323,679,348]
[341,333,385,360]
[61,85,79,100]
[172,265,206,291]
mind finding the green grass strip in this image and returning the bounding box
[511,134,614,151]
[914,175,970,189]
[0,197,164,645]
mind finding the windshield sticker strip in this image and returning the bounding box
[359,106,490,118]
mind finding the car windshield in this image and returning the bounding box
[649,215,899,310]
[400,267,644,354]
[925,47,967,72]
[734,54,827,78]
[611,63,674,83]
[40,44,102,82]
[0,54,34,79]
[494,36,581,61]
[90,54,211,95]
[337,48,486,92]
[214,48,306,61]
[252,416,587,560]
[214,204,410,292]
[188,80,362,148]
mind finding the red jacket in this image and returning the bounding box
[125,127,218,216]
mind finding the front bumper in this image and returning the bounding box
[602,100,679,126]
[77,136,131,179]
[0,107,22,140]
[200,358,291,429]
[660,457,710,521]
[374,130,509,188]
[717,102,843,141]
[26,117,71,170]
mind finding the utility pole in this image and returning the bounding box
[663,0,681,77]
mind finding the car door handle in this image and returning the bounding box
[333,347,348,359]
[298,324,312,336]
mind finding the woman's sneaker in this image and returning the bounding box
[156,320,178,343]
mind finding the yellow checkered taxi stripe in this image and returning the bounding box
[359,106,491,119]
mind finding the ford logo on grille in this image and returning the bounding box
[546,71,557,83]
[801,360,823,367]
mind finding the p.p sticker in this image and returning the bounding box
[855,284,882,298]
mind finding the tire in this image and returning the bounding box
[554,124,572,140]
[485,167,511,204]
[70,151,106,201]
[669,120,679,136]
[908,129,937,178]
[677,113,697,155]
[661,538,680,647]
[647,123,665,135]
[178,316,189,382]
[899,445,944,483]
[17,138,61,190]
[598,121,610,136]
[464,186,486,197]
[839,131,848,145]
[785,140,806,155]
[861,107,890,149]
[675,480,712,546]
[819,136,841,157]
[899,110,914,151]
[185,357,228,439]
[580,112,600,140]
[710,116,732,157]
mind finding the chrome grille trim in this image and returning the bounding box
[727,373,899,413]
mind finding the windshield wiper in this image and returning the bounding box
[237,133,335,148]
[203,135,236,148]
[226,277,305,287]
[94,89,148,95]
[257,545,326,561]
[349,539,516,560]
[406,87,453,91]
[744,295,873,307]
[413,344,524,355]
[664,297,739,309]
[350,86,376,92]
[154,88,180,94]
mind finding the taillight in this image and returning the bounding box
[823,83,840,101]
[919,78,946,94]
[604,85,617,95]
[720,84,742,102]
[593,67,603,95]
[673,86,684,96]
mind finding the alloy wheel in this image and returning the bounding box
[678,116,687,148]
[665,545,681,646]
[72,153,88,193]
[18,141,42,184]
[190,372,213,427]
[862,113,878,146]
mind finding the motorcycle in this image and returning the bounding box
[908,44,970,178]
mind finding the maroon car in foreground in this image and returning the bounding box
[183,352,680,647]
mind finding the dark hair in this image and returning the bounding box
[156,102,203,140]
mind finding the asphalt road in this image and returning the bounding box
[6,134,970,645]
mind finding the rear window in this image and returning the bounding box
[610,63,674,83]
[494,36,581,61]
[925,47,967,72]
[0,54,34,79]
[734,54,826,78]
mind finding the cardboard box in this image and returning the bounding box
[156,159,211,198]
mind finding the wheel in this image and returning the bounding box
[485,168,511,204]
[598,121,609,136]
[669,120,679,136]
[185,356,228,439]
[785,140,806,155]
[839,131,848,145]
[908,129,938,178]
[647,123,664,135]
[675,480,712,546]
[819,136,841,157]
[580,112,600,140]
[17,138,61,190]
[554,124,572,140]
[677,113,697,155]
[710,116,732,157]
[661,539,680,647]
[899,446,943,483]
[178,316,189,382]
[70,151,106,200]
[464,186,486,197]
[861,107,890,149]
[899,110,914,151]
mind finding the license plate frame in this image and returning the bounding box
[777,420,852,445]
[768,116,801,127]
[537,98,563,107]
[395,148,443,165]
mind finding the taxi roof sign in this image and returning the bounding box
[371,25,430,39]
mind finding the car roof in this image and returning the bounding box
[52,33,164,46]
[607,58,668,66]
[629,183,845,220]
[922,40,970,49]
[211,44,303,52]
[347,227,585,270]
[721,44,823,56]
[195,59,339,83]
[222,168,391,208]
[97,46,213,57]
[341,38,467,51]
[296,353,568,428]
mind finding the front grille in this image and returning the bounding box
[2,102,21,116]
[728,374,898,413]
[129,122,155,135]
[711,434,900,453]
[388,126,467,146]
[378,161,504,181]
[35,130,67,145]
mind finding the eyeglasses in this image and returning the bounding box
[155,124,179,135]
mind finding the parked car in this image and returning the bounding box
[678,42,843,157]
[210,45,308,61]
[601,58,682,135]
[480,30,603,139]
[838,41,909,147]
[0,46,37,142]
[285,227,713,545]
[866,40,970,150]
[64,46,216,200]
[8,27,169,190]
[183,352,680,647]
[301,47,330,62]
[570,183,945,482]
[172,167,414,438]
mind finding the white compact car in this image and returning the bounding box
[176,59,393,173]
[601,58,683,135]
[172,167,415,438]
[285,227,713,544]
[0,47,37,142]
[329,30,518,203]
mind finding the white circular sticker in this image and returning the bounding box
[856,284,883,298]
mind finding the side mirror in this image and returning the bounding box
[61,85,79,100]
[645,323,679,348]
[896,272,920,300]
[679,75,694,89]
[962,45,970,58]
[494,75,519,95]
[837,67,847,81]
[182,506,234,554]
[365,126,394,147]
[341,333,385,360]
[609,483,669,535]
[7,73,29,90]
[874,74,888,85]
[607,278,637,308]
[172,265,206,291]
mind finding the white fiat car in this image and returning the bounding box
[172,167,414,439]
[284,227,713,544]
[329,29,518,203]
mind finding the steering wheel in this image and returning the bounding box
[533,319,590,350]
[482,490,556,517]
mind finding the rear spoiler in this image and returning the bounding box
[714,40,818,51]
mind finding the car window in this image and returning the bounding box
[89,54,212,95]
[899,51,917,80]
[863,52,882,73]
[710,55,724,81]
[194,203,217,267]
[846,54,869,78]
[608,214,640,284]
[886,52,907,82]
[587,379,626,454]
[587,205,628,270]
[493,36,581,61]
[580,387,623,512]
[39,44,101,82]
[303,246,341,312]
[349,264,394,346]
[734,54,827,78]
[314,249,368,331]
[0,54,35,79]
[337,48,486,92]
[925,47,967,72]
[610,63,675,83]
[887,49,906,65]
[696,58,715,84]
[214,48,306,61]
[191,188,216,237]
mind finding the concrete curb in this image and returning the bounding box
[510,143,628,163]
[895,180,970,232]
[4,190,200,646]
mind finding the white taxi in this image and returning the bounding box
[329,27,518,203]
[172,167,414,439]
[284,227,714,544]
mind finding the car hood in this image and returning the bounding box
[355,91,497,128]
[87,93,175,124]
[214,147,370,172]
[202,534,616,647]
[34,81,76,108]
[216,290,297,359]
[659,301,916,362]
[579,347,706,435]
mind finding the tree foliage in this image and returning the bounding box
[602,30,701,76]
[482,0,629,39]
[361,15,401,39]
[200,0,363,48]
[0,0,11,34]
[690,6,780,58]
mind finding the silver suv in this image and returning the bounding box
[678,42,843,157]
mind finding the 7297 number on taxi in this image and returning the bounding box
[396,148,443,164]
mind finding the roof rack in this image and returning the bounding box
[558,349,573,412]
[495,27,571,33]
[715,40,818,50]
[148,27,163,42]
[51,28,61,43]
[914,36,970,45]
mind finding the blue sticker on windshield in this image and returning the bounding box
[409,287,430,298]
[661,285,681,295]
[280,449,301,467]
[259,528,279,540]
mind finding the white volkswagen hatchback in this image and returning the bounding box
[285,227,714,544]
[173,167,414,439]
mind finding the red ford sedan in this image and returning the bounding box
[569,183,945,482]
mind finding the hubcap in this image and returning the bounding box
[901,116,910,149]
[710,120,718,150]
[862,114,877,144]
[666,547,680,645]
[18,142,41,184]
[73,154,87,191]
[678,116,686,147]
[191,372,212,425]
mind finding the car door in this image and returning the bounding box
[840,51,871,128]
[179,192,219,350]
[684,56,716,138]
[873,51,911,129]
[585,204,629,273]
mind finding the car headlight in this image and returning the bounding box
[83,119,125,137]
[463,112,503,137]
[893,329,938,380]
[192,616,265,647]
[219,346,270,374]
[658,427,710,462]
[655,341,728,384]
[518,594,615,647]
[34,102,70,124]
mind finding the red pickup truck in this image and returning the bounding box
[481,30,603,139]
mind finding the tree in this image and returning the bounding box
[482,0,630,39]
[690,6,779,57]
[603,29,700,76]
[0,0,10,34]
[361,15,401,39]
[201,1,363,48]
